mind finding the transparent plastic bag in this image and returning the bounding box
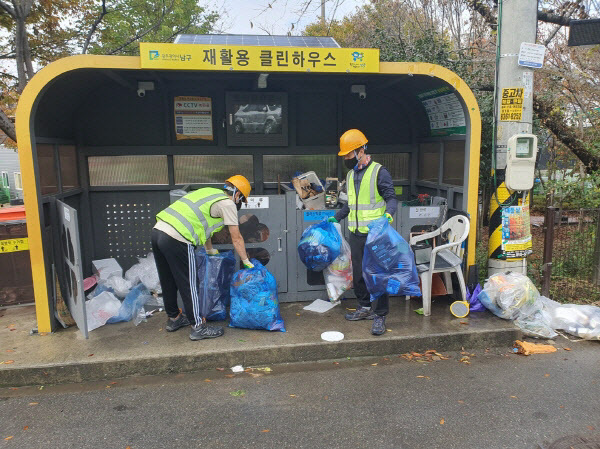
[85,291,121,331]
[106,284,152,324]
[324,223,352,302]
[104,275,134,298]
[478,272,556,338]
[195,248,236,321]
[541,297,600,340]
[229,260,285,332]
[297,220,342,271]
[362,217,421,301]
[125,253,162,294]
[86,281,115,301]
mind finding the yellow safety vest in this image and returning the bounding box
[347,162,386,233]
[156,187,228,246]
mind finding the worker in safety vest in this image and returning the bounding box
[328,129,398,335]
[152,175,253,341]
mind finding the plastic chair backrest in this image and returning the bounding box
[440,215,470,256]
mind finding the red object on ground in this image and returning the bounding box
[0,205,26,222]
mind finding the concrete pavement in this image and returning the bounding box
[0,296,520,387]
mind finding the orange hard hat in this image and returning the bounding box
[338,129,368,156]
[225,175,251,202]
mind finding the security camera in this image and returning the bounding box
[351,84,367,100]
[136,81,154,98]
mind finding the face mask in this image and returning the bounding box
[344,151,358,170]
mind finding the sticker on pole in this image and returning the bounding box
[500,88,524,122]
[518,43,546,69]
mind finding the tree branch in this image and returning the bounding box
[0,0,15,18]
[82,0,108,54]
[468,0,497,29]
[0,107,16,142]
[537,10,572,26]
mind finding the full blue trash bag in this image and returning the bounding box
[297,220,342,271]
[466,283,485,312]
[229,260,285,332]
[363,217,421,301]
[195,248,236,321]
[106,283,152,323]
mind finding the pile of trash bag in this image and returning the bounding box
[195,248,236,321]
[544,299,600,340]
[229,260,285,332]
[297,220,341,271]
[363,217,421,301]
[324,223,352,302]
[85,253,163,331]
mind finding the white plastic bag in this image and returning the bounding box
[125,253,162,293]
[85,291,121,331]
[541,297,600,340]
[105,275,134,298]
[324,223,352,302]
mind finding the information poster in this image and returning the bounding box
[174,96,213,140]
[500,88,524,121]
[418,87,466,136]
[501,205,533,258]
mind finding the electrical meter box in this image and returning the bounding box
[505,133,538,191]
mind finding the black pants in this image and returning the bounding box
[349,231,389,316]
[151,229,201,326]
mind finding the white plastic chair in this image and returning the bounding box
[408,215,470,316]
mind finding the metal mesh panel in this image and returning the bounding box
[37,144,58,195]
[372,153,410,181]
[443,140,465,186]
[88,156,168,186]
[59,145,79,191]
[263,155,336,182]
[174,155,253,184]
[418,143,440,182]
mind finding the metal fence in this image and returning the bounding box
[536,207,600,303]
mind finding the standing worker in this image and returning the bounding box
[152,175,254,341]
[328,129,398,335]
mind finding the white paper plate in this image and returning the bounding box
[321,331,344,342]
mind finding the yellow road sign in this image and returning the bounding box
[0,237,29,253]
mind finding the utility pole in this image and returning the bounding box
[321,0,326,26]
[487,0,538,276]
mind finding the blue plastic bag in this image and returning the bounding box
[466,284,485,312]
[297,220,342,271]
[106,283,152,323]
[363,217,421,301]
[229,260,285,332]
[195,248,236,321]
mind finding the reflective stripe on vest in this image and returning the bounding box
[156,188,228,246]
[347,162,386,233]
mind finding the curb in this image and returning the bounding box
[0,327,520,387]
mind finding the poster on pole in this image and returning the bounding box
[501,204,533,258]
[518,43,546,68]
[500,88,524,121]
[174,96,213,140]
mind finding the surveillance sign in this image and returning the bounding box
[418,87,466,136]
[174,96,213,140]
[518,42,546,69]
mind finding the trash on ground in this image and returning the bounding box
[542,299,600,340]
[92,257,122,280]
[450,300,470,318]
[83,275,97,292]
[106,284,153,324]
[321,331,344,342]
[324,222,352,301]
[125,253,161,294]
[414,308,424,315]
[85,291,121,331]
[513,340,558,356]
[229,260,285,332]
[195,248,236,321]
[297,220,341,271]
[231,365,244,373]
[466,283,485,312]
[363,217,421,301]
[303,299,339,313]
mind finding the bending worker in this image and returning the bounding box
[152,175,254,341]
[328,129,398,335]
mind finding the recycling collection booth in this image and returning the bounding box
[16,35,481,334]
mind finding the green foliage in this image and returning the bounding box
[80,0,218,55]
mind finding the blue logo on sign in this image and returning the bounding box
[149,50,160,60]
[303,210,336,221]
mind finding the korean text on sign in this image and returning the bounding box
[500,88,524,121]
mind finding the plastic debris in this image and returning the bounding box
[229,260,285,332]
[125,253,161,294]
[321,331,344,342]
[541,298,600,340]
[513,340,557,356]
[231,365,244,373]
[324,223,352,301]
[104,275,134,298]
[466,283,485,312]
[85,291,121,331]
[297,220,342,271]
[303,299,339,313]
[195,248,236,321]
[362,217,421,301]
[106,284,153,324]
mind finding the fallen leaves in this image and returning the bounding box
[458,400,464,404]
[440,418,445,425]
[28,402,38,406]
[23,426,28,431]
[289,394,297,398]
[416,375,430,379]
[400,350,450,363]
[510,395,518,399]
[230,390,246,397]
[1,360,14,364]
[371,363,378,366]
[261,429,270,433]
[224,374,235,378]
[5,436,13,440]
[216,367,225,372]
[6,349,14,353]
[204,379,211,382]
[544,374,550,377]
[88,354,94,357]
[564,347,572,351]
[459,356,471,364]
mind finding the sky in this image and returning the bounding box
[207,0,366,35]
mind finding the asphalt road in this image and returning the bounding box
[1,339,599,449]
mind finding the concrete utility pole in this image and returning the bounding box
[321,0,326,26]
[487,0,538,275]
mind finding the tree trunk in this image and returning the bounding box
[15,16,27,92]
[0,108,16,142]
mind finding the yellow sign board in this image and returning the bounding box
[140,43,379,73]
[500,87,524,121]
[0,237,29,253]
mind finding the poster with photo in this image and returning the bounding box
[501,205,533,258]
[174,96,213,140]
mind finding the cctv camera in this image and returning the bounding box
[137,88,146,98]
[359,92,366,100]
[351,84,367,100]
